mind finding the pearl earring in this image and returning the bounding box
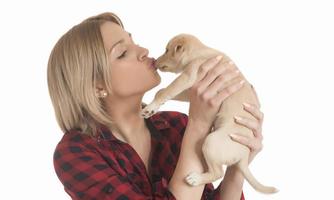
[101,91,108,98]
[96,90,108,98]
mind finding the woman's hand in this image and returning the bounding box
[188,55,245,135]
[230,102,264,164]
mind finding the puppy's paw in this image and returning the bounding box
[140,102,160,118]
[185,172,202,186]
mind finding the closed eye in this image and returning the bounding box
[117,51,127,59]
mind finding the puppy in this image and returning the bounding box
[141,34,278,194]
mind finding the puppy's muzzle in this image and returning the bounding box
[160,65,168,70]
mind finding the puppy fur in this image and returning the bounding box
[141,34,277,194]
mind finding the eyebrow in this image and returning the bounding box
[109,32,132,54]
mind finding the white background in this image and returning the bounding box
[0,0,333,199]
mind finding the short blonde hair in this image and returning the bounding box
[47,12,123,136]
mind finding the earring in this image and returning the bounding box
[96,90,108,98]
[101,91,108,98]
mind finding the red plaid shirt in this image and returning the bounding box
[54,111,245,199]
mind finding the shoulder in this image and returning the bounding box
[55,129,95,149]
[53,129,98,165]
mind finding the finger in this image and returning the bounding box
[234,116,263,139]
[197,62,236,93]
[243,103,264,123]
[200,69,242,100]
[196,55,224,82]
[200,60,236,85]
[230,133,263,151]
[229,133,254,149]
[207,70,242,95]
[212,79,245,104]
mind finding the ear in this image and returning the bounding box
[95,81,105,90]
[174,44,184,53]
[95,81,109,96]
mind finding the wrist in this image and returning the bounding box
[224,166,244,186]
[218,166,244,199]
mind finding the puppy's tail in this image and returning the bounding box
[238,159,278,194]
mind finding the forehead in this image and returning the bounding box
[100,21,125,48]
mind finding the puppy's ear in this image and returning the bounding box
[175,44,184,53]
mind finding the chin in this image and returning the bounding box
[147,77,161,91]
[153,73,161,84]
[153,78,161,88]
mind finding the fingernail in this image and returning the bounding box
[229,133,238,138]
[239,80,245,84]
[235,70,240,74]
[243,103,251,108]
[234,116,242,121]
[215,55,223,61]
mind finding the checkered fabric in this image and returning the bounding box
[54,111,245,199]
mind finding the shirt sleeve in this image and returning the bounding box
[54,142,177,200]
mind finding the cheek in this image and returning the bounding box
[110,62,160,95]
[110,67,139,91]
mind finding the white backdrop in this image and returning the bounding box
[1,0,333,199]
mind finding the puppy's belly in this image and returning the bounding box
[204,82,260,165]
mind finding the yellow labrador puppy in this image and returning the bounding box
[141,34,277,194]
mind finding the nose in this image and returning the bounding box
[137,46,149,61]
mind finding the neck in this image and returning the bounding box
[104,94,148,143]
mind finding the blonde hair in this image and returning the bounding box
[47,12,124,136]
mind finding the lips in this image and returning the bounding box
[150,58,157,70]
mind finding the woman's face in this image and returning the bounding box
[100,21,161,98]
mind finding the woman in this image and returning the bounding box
[48,12,264,200]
